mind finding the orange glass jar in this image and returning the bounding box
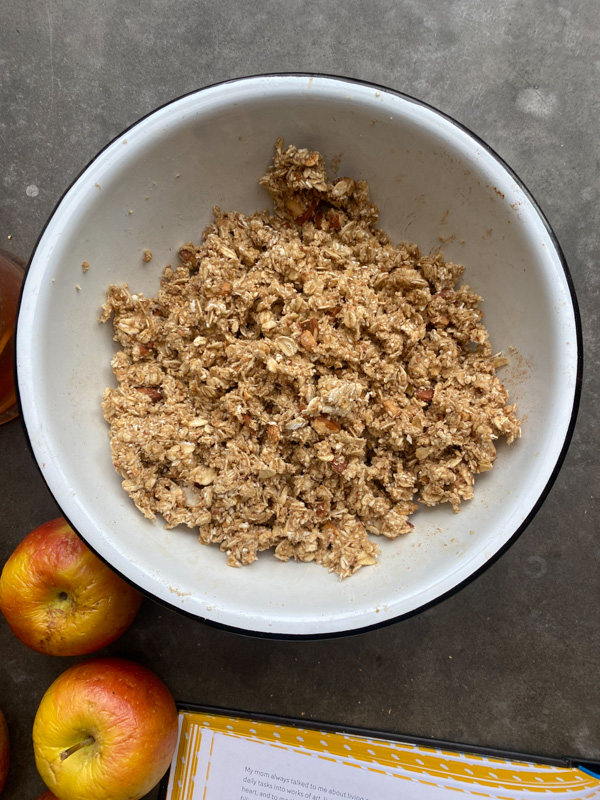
[0,249,25,424]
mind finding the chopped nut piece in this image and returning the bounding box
[332,456,348,474]
[321,521,338,536]
[312,416,342,435]
[143,249,153,263]
[284,196,305,218]
[267,423,281,444]
[328,211,341,231]
[294,197,318,225]
[136,387,162,402]
[299,328,317,351]
[299,317,319,338]
[415,388,434,403]
[178,246,196,264]
[382,399,400,418]
[82,261,90,273]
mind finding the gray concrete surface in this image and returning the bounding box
[1,1,599,797]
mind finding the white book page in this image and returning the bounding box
[190,730,435,800]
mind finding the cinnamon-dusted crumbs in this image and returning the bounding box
[100,139,520,579]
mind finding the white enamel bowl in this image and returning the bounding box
[16,75,581,637]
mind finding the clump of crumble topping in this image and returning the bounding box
[100,138,520,579]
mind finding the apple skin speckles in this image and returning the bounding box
[0,517,142,656]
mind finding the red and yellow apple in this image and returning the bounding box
[33,658,178,800]
[0,517,142,656]
[0,709,9,795]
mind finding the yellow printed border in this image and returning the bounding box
[168,711,600,800]
[217,730,597,797]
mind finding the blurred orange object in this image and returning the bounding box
[0,249,25,424]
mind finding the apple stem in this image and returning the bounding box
[60,735,95,761]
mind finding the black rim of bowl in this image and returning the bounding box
[15,72,584,640]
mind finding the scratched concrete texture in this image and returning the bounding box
[1,1,599,797]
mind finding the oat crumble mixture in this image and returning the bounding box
[100,139,521,579]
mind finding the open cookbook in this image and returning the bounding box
[160,706,600,800]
